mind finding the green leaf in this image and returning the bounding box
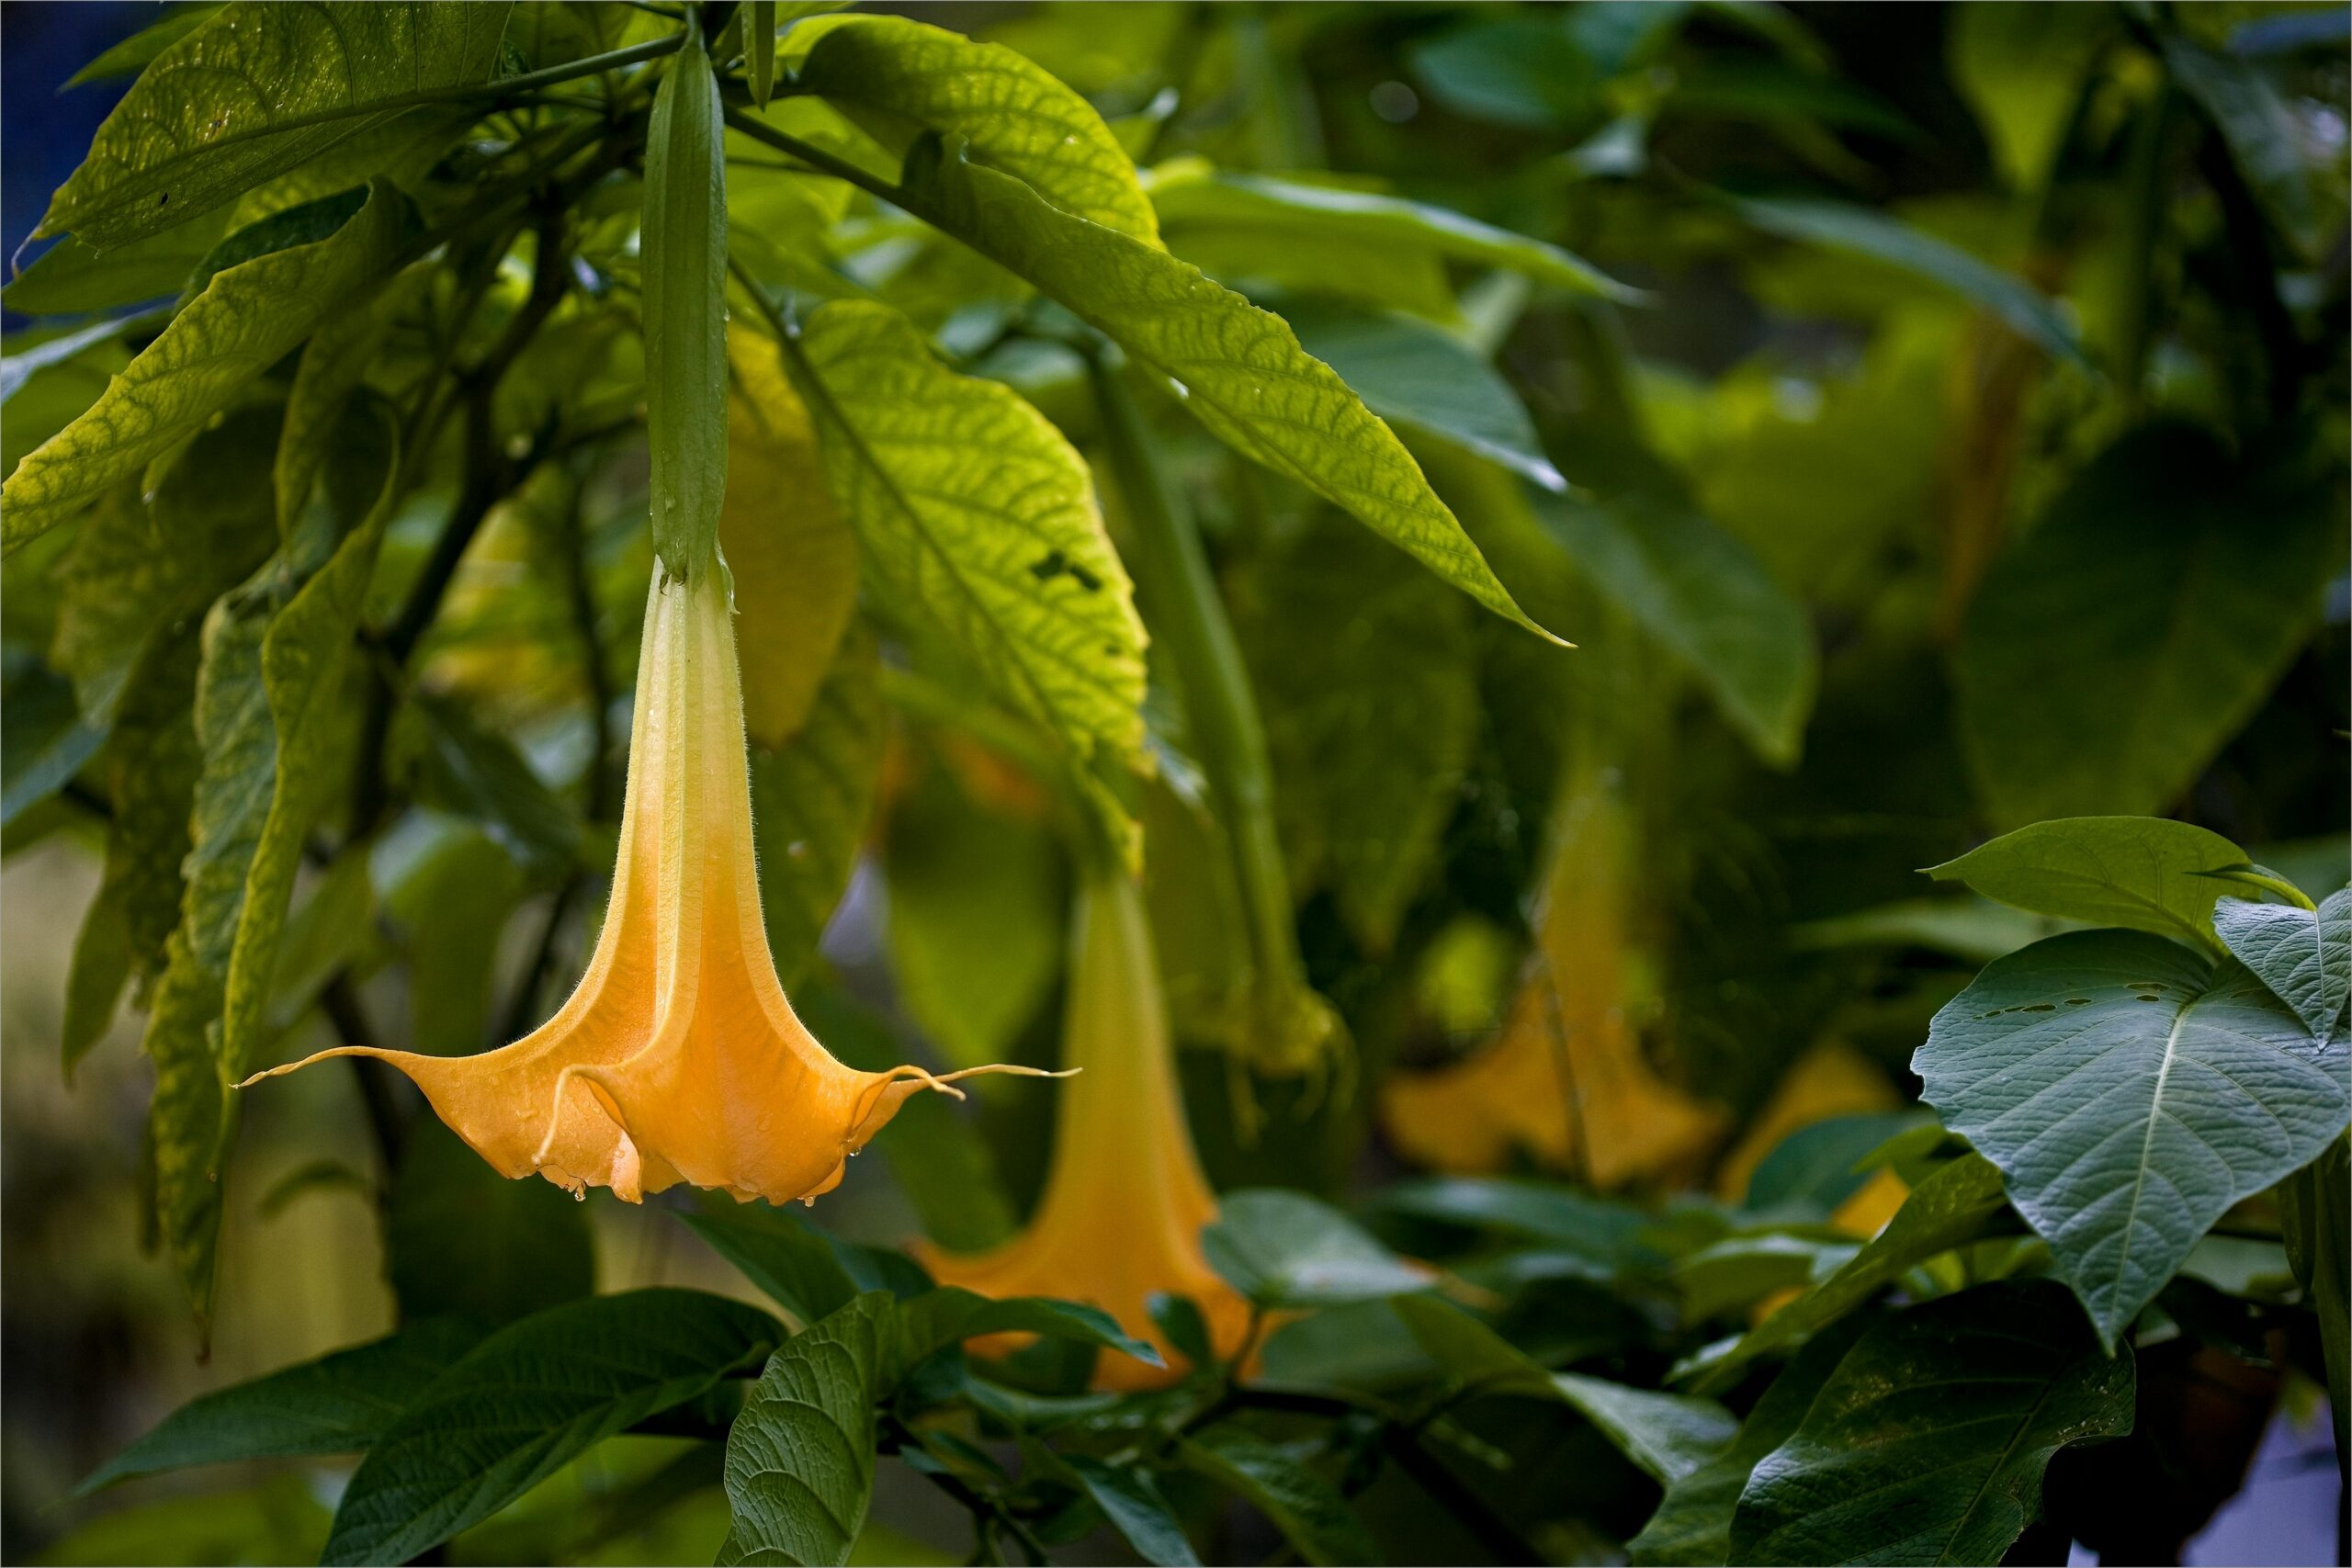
[795,299,1147,806]
[749,626,883,987]
[1064,1454,1201,1567]
[86,630,207,980]
[385,1120,595,1325]
[1396,1294,1736,1483]
[890,1289,1163,1380]
[0,651,106,831]
[1680,1154,2016,1390]
[1926,816,2262,953]
[274,273,402,537]
[62,882,133,1077]
[0,313,158,405]
[1179,1430,1379,1568]
[36,3,510,248]
[1238,512,1477,953]
[719,1292,890,1567]
[3,180,404,554]
[792,15,1159,242]
[1727,195,2086,367]
[40,1476,329,1565]
[1149,163,1634,303]
[396,691,585,883]
[3,208,233,315]
[644,21,728,575]
[2278,1134,2349,1462]
[2162,32,2321,258]
[2214,889,2349,1042]
[682,1201,861,1326]
[1915,929,2349,1348]
[323,1289,783,1566]
[63,5,222,88]
[1952,424,2335,827]
[1745,1112,1930,1216]
[1527,461,1815,766]
[749,1,779,107]
[1950,2,2113,194]
[1728,1280,2135,1566]
[1280,300,1563,491]
[77,1317,479,1493]
[1627,1315,1873,1567]
[894,145,1562,644]
[1202,1189,1430,1308]
[1408,17,1599,130]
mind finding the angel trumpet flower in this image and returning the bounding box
[921,873,1254,1390]
[1382,769,1724,1189]
[245,565,1048,1203]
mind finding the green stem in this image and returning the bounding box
[1089,361,1309,1055]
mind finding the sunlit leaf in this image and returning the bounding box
[1926,816,2260,953]
[719,1292,889,1567]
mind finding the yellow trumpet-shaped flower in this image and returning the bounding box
[921,873,1254,1390]
[245,566,1046,1204]
[1382,770,1726,1190]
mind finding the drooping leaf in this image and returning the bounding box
[384,1120,595,1325]
[1064,1454,1202,1568]
[2162,31,2322,258]
[1680,1154,2016,1390]
[1627,1314,1874,1567]
[890,1289,1163,1380]
[1202,1189,1430,1308]
[1281,300,1563,491]
[749,2,779,107]
[1179,1430,1379,1568]
[77,1317,481,1493]
[2214,889,2349,1042]
[795,299,1147,821]
[1728,1280,2135,1566]
[2,207,233,315]
[644,19,729,575]
[1951,424,2335,828]
[0,650,106,833]
[0,314,161,407]
[322,1290,783,1566]
[1915,929,2350,1348]
[88,632,208,981]
[1926,816,2260,954]
[63,5,223,88]
[683,1201,862,1327]
[1527,458,1815,766]
[35,3,509,248]
[1148,162,1634,303]
[2,180,405,553]
[893,145,1562,645]
[719,1292,890,1567]
[1396,1294,1736,1484]
[1728,195,2086,367]
[791,14,1159,242]
[62,882,133,1077]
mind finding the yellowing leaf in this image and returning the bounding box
[36,2,509,248]
[789,14,1159,243]
[3,181,405,554]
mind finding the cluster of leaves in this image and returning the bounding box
[4,1,2346,1564]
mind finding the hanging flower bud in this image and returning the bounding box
[244,566,1053,1203]
[922,872,1254,1390]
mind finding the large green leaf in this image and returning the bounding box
[3,181,405,553]
[1915,929,2350,1348]
[794,299,1148,807]
[2214,889,2349,1042]
[323,1290,783,1566]
[749,626,883,987]
[35,2,510,248]
[1627,1315,1873,1566]
[889,1288,1162,1379]
[1925,816,2262,954]
[1395,1294,1736,1484]
[1728,1280,2135,1566]
[378,816,529,1057]
[78,1318,481,1493]
[1951,424,2335,828]
[3,207,233,316]
[1727,195,2086,367]
[644,21,728,574]
[1179,1431,1379,1568]
[1679,1154,2016,1390]
[1202,1189,1430,1308]
[1527,457,1815,766]
[719,1292,890,1567]
[792,15,1158,242]
[1280,301,1563,491]
[889,144,1562,644]
[385,1121,596,1325]
[1238,512,1478,953]
[1148,162,1634,303]
[1064,1455,1201,1568]
[683,1202,864,1327]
